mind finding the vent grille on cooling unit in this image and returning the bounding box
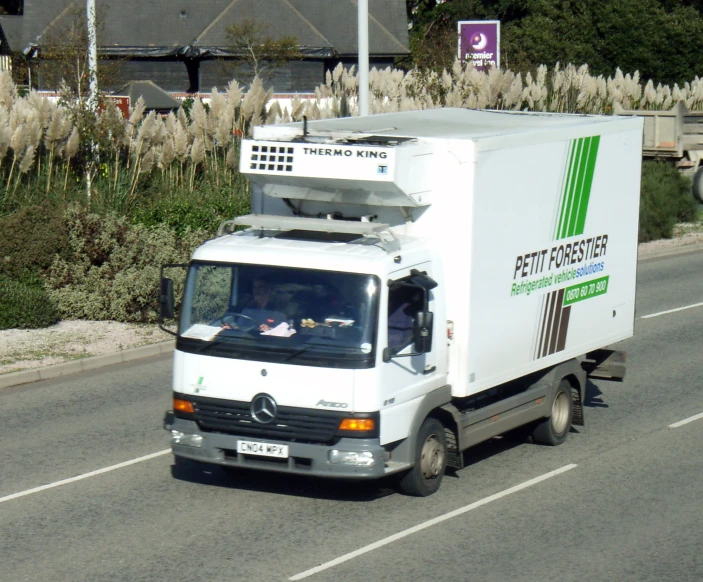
[250,144,294,172]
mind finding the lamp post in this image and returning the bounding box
[358,0,369,116]
[86,0,98,111]
[86,0,98,200]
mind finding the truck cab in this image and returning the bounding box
[166,218,448,485]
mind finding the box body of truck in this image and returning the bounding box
[163,108,643,495]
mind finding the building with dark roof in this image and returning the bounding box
[114,80,182,113]
[0,15,22,52]
[0,17,15,73]
[12,0,409,93]
[0,23,10,56]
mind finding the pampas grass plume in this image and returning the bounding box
[129,96,146,128]
[10,124,26,152]
[19,144,36,173]
[65,127,80,160]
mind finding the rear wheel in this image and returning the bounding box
[531,380,573,446]
[397,417,447,496]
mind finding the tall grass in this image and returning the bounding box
[0,73,261,223]
[2,61,703,220]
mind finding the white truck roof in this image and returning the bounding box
[242,108,639,209]
[192,228,424,274]
[253,107,630,143]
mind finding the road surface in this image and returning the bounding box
[1,251,702,581]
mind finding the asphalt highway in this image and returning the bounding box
[1,250,702,582]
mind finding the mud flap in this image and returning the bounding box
[582,349,626,381]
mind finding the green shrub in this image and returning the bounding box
[0,273,59,329]
[639,161,697,242]
[130,180,250,235]
[45,205,208,323]
[0,202,69,279]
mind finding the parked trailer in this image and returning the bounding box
[614,101,703,202]
[160,108,643,496]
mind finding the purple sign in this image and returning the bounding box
[458,21,500,72]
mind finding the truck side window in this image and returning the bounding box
[388,279,424,352]
[191,265,233,325]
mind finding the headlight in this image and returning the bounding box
[328,450,375,466]
[171,430,203,448]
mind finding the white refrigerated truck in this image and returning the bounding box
[160,107,643,496]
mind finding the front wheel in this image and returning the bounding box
[531,379,574,446]
[397,417,447,497]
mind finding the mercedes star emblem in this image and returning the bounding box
[250,393,277,424]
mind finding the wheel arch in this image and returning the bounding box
[535,359,586,426]
[386,385,453,466]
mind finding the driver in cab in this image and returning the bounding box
[223,278,288,332]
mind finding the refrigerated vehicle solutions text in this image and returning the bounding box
[160,108,643,496]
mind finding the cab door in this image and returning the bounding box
[377,262,440,445]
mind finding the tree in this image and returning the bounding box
[34,3,123,200]
[37,4,119,96]
[225,18,300,84]
[403,0,489,71]
[405,0,703,85]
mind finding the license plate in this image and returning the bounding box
[237,440,289,458]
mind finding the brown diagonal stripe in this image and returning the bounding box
[548,288,565,355]
[535,295,549,360]
[542,291,558,358]
[535,289,572,360]
[557,305,571,351]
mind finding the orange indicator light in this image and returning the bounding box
[174,398,195,413]
[339,418,375,431]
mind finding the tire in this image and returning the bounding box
[397,417,447,497]
[693,167,703,204]
[531,380,574,446]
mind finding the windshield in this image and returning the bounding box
[177,262,380,369]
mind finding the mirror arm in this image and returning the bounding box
[159,263,188,337]
[159,324,178,337]
[382,347,423,362]
[391,351,423,359]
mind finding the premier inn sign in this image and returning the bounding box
[458,20,500,72]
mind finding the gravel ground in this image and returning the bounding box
[639,229,703,256]
[0,321,171,375]
[1,225,702,375]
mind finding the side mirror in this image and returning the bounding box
[159,277,175,320]
[413,311,433,353]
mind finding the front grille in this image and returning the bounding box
[191,396,344,443]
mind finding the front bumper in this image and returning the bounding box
[165,415,398,479]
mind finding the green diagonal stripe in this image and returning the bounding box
[555,140,577,239]
[555,145,566,238]
[572,135,600,236]
[555,136,600,240]
[562,138,585,238]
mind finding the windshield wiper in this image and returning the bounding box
[280,341,370,363]
[184,331,258,354]
[280,343,315,363]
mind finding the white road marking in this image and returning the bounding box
[641,301,703,319]
[0,449,170,504]
[289,463,578,581]
[669,412,703,428]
